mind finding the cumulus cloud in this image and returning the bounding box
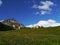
[0,0,2,6]
[38,1,54,10]
[0,20,4,22]
[40,11,47,15]
[26,19,60,28]
[32,1,55,15]
[35,11,48,15]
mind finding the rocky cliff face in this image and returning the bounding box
[2,18,25,29]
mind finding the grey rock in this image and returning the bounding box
[2,18,24,29]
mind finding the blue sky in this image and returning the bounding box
[0,0,60,26]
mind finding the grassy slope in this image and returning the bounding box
[0,27,60,45]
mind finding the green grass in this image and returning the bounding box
[0,27,60,45]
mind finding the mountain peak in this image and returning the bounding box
[1,18,25,29]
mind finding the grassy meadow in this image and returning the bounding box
[0,27,60,45]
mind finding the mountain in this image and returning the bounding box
[1,18,25,29]
[0,22,14,31]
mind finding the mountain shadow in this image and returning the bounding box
[0,22,14,31]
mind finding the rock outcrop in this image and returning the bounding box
[2,18,25,29]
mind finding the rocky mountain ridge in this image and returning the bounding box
[1,18,25,29]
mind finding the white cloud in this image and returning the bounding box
[26,25,34,28]
[0,0,2,6]
[40,11,47,15]
[35,11,50,15]
[26,19,60,28]
[0,20,4,22]
[32,1,55,15]
[39,1,54,10]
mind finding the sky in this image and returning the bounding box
[0,0,60,26]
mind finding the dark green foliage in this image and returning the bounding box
[0,22,14,31]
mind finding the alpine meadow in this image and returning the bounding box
[0,0,60,45]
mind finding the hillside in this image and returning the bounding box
[2,18,25,29]
[0,27,60,45]
[0,22,14,31]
